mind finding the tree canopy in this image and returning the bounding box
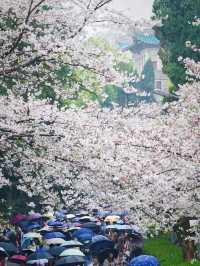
[152,0,200,88]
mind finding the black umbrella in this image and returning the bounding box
[49,246,66,257]
[0,242,17,255]
[27,251,53,261]
[55,256,85,266]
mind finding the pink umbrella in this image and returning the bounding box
[10,214,27,225]
[10,255,27,263]
[27,213,42,221]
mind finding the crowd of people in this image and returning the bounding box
[0,209,160,266]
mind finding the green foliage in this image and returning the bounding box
[145,235,200,266]
[152,0,200,88]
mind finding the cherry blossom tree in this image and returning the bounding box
[0,75,199,225]
[0,1,199,242]
[0,0,130,99]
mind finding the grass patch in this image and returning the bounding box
[144,235,200,266]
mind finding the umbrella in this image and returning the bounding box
[73,229,93,242]
[81,222,100,233]
[55,256,85,266]
[59,248,85,257]
[105,215,120,224]
[38,226,52,233]
[66,214,75,220]
[0,242,17,255]
[27,259,48,265]
[75,211,89,217]
[129,255,160,266]
[23,233,42,239]
[21,248,36,255]
[106,224,132,231]
[79,216,96,223]
[90,235,114,255]
[73,228,93,238]
[61,240,83,248]
[91,235,108,243]
[27,224,41,231]
[10,255,27,263]
[27,251,53,262]
[27,213,42,221]
[10,214,27,225]
[116,220,125,225]
[48,221,63,227]
[0,247,8,257]
[66,227,81,234]
[43,232,65,240]
[45,238,66,245]
[49,246,66,257]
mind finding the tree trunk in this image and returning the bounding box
[182,239,196,261]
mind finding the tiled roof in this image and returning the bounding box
[135,33,160,45]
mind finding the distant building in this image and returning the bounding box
[117,29,169,94]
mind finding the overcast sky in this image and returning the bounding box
[111,0,154,20]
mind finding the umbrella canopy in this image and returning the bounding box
[0,242,17,255]
[49,246,66,257]
[24,233,42,239]
[91,235,108,243]
[129,255,160,266]
[27,251,53,262]
[61,240,83,248]
[104,215,120,224]
[38,226,52,233]
[106,224,132,231]
[27,224,41,231]
[66,214,75,220]
[90,235,114,255]
[81,222,100,233]
[27,259,48,265]
[75,211,89,217]
[10,214,27,225]
[48,221,63,227]
[73,229,93,242]
[10,255,27,263]
[59,248,85,257]
[73,228,93,238]
[0,247,8,257]
[43,232,65,240]
[79,216,96,223]
[45,238,66,246]
[55,256,85,266]
[27,213,42,221]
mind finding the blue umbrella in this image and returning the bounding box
[27,223,41,231]
[73,228,93,242]
[48,220,64,227]
[43,232,66,239]
[73,228,93,238]
[75,233,92,242]
[90,235,114,255]
[129,255,160,266]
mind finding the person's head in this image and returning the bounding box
[92,256,99,264]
